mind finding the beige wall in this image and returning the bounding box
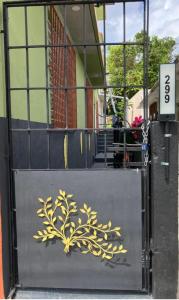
[127,90,144,125]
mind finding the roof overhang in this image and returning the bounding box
[59,4,104,86]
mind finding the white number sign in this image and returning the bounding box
[159,64,176,120]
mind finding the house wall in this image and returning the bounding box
[0,3,92,128]
[8,6,48,124]
[0,0,6,118]
[127,90,144,125]
[76,52,86,128]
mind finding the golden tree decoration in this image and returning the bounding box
[33,189,127,260]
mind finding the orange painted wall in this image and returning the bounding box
[0,199,4,299]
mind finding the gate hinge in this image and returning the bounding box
[141,249,151,268]
[0,29,4,34]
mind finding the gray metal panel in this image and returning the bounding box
[15,169,142,291]
[49,132,65,169]
[151,121,178,298]
[68,131,85,168]
[0,117,11,297]
[11,120,95,169]
[30,131,48,169]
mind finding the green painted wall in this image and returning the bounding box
[93,89,99,128]
[0,0,6,117]
[0,3,92,127]
[8,6,48,123]
[76,52,86,128]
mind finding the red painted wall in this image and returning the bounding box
[49,6,77,128]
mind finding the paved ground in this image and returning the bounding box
[14,290,151,299]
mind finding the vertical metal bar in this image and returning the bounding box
[103,3,107,168]
[64,4,69,168]
[64,4,68,129]
[3,3,17,287]
[164,122,170,182]
[143,0,150,293]
[123,129,127,168]
[143,0,147,290]
[143,0,149,122]
[83,4,88,169]
[123,1,127,167]
[143,0,146,121]
[123,1,126,124]
[44,6,50,169]
[85,130,88,168]
[24,6,31,169]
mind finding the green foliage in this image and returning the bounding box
[107,31,175,116]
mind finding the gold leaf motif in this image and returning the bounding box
[119,245,123,250]
[33,235,39,239]
[108,221,112,228]
[48,209,53,216]
[65,223,70,228]
[47,203,53,209]
[33,189,127,260]
[47,197,52,202]
[43,221,49,225]
[38,198,44,203]
[71,222,75,228]
[82,250,89,254]
[38,213,45,217]
[91,211,97,215]
[120,249,127,253]
[77,242,81,248]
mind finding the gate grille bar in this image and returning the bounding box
[3,0,150,293]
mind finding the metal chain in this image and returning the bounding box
[141,120,150,167]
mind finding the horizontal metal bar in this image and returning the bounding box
[11,127,142,132]
[107,146,142,152]
[126,162,143,167]
[112,141,142,145]
[4,0,145,9]
[9,85,144,91]
[12,165,144,172]
[8,42,145,49]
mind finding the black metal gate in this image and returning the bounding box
[3,0,151,294]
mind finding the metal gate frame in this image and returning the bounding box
[3,0,151,294]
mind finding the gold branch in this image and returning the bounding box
[33,189,127,260]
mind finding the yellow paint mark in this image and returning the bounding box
[64,134,68,169]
